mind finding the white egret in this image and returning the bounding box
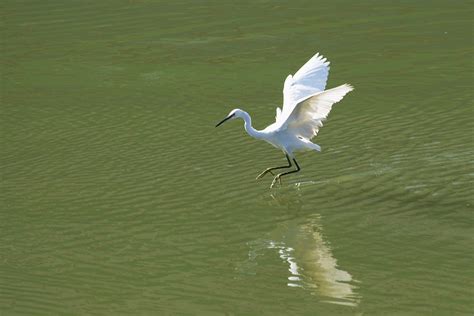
[216,53,353,188]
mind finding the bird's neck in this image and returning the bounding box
[241,112,264,139]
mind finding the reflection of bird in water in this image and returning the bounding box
[238,192,360,306]
[278,218,358,305]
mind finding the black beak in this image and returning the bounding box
[215,114,235,127]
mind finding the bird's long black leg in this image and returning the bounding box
[270,158,301,188]
[256,154,292,180]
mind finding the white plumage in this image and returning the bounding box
[216,53,353,188]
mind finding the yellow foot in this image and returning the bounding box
[256,169,274,180]
[270,176,282,188]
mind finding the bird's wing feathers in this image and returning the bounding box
[275,107,282,121]
[282,84,354,140]
[278,53,330,125]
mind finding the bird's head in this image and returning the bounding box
[215,109,244,127]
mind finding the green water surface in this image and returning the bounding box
[1,1,473,315]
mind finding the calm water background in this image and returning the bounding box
[1,1,473,314]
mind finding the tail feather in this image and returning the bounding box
[303,140,321,152]
[311,143,321,152]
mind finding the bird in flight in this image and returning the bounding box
[216,53,353,188]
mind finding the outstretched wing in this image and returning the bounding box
[277,53,330,126]
[282,84,354,140]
